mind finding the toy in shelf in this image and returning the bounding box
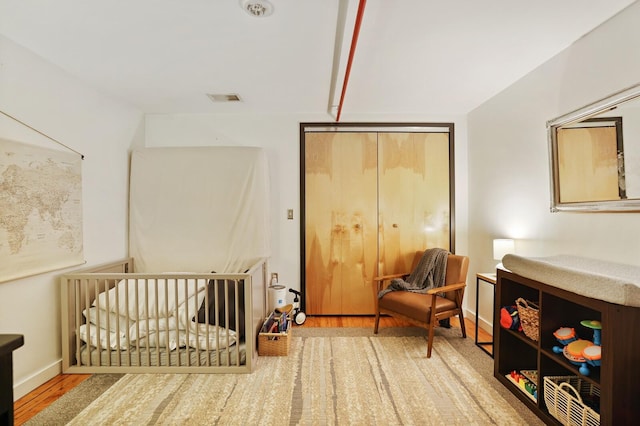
[581,319,602,345]
[507,370,538,401]
[552,320,602,376]
[553,327,577,345]
[581,320,602,368]
[562,340,593,376]
[582,344,601,367]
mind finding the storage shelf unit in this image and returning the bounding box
[494,269,640,425]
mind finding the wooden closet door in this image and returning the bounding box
[304,132,378,314]
[377,132,450,277]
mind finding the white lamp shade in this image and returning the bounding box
[493,239,515,261]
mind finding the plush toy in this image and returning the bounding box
[500,305,522,331]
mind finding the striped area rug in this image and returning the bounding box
[57,328,542,425]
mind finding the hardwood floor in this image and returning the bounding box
[14,373,91,425]
[13,315,492,425]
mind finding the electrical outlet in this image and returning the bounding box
[271,272,278,283]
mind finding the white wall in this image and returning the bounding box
[0,35,143,398]
[467,3,640,333]
[145,112,469,303]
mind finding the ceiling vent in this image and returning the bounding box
[207,93,242,102]
[241,0,274,17]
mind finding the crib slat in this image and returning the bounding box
[133,279,142,367]
[124,277,133,368]
[213,279,220,366]
[233,279,240,366]
[165,285,172,366]
[74,279,83,369]
[225,280,233,367]
[153,278,160,366]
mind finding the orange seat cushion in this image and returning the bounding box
[378,291,457,323]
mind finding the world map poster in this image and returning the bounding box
[0,138,83,282]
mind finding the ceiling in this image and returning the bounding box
[0,0,636,118]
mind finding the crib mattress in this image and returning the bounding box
[502,254,640,307]
[79,342,246,367]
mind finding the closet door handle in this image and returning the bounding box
[392,223,398,228]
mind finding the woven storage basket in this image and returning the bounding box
[544,376,600,426]
[258,323,291,356]
[516,297,539,341]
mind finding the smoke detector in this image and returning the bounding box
[241,0,274,17]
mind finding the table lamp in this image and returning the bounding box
[493,238,515,270]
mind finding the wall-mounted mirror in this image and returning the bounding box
[548,83,640,212]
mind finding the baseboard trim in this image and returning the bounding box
[477,315,493,334]
[464,307,493,334]
[14,359,62,400]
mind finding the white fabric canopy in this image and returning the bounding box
[129,147,270,273]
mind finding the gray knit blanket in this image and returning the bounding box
[378,248,449,298]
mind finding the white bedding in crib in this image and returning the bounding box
[79,321,237,351]
[94,278,207,322]
[79,278,237,350]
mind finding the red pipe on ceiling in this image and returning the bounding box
[336,0,367,122]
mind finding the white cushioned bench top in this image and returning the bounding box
[502,254,640,307]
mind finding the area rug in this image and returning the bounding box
[27,327,543,425]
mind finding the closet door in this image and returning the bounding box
[304,132,378,315]
[302,123,454,316]
[377,132,451,276]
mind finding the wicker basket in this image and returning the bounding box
[516,297,539,341]
[543,376,600,426]
[258,323,291,356]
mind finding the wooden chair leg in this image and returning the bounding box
[374,311,380,334]
[458,311,467,338]
[427,321,435,358]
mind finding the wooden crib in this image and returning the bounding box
[61,257,267,374]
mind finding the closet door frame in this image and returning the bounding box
[299,122,455,312]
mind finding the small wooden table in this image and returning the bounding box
[475,273,496,356]
[1,334,24,426]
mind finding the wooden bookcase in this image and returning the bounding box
[494,269,640,425]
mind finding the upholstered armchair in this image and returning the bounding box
[373,251,470,358]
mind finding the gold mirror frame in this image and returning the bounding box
[548,83,640,212]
